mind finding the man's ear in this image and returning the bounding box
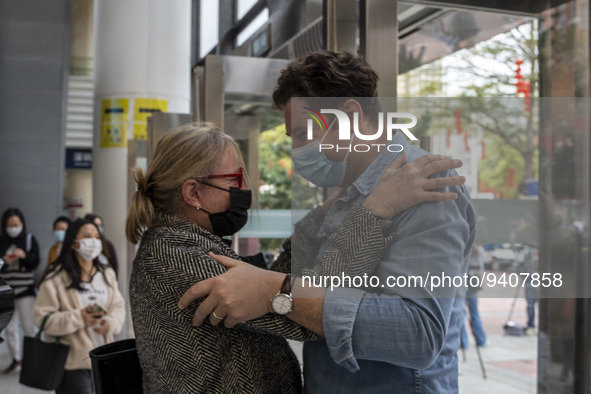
[181,179,202,208]
[342,99,364,125]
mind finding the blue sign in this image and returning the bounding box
[525,181,538,196]
[66,148,92,169]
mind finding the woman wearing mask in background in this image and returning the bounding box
[84,213,118,276]
[35,218,125,394]
[0,208,40,373]
[46,216,71,269]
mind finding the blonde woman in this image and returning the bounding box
[126,123,317,393]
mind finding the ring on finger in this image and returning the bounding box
[211,311,225,321]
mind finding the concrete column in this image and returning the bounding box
[93,0,191,337]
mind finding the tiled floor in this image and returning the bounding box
[0,342,49,394]
[458,297,538,393]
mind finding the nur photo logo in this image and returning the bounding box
[303,107,418,153]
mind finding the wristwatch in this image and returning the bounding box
[270,274,294,315]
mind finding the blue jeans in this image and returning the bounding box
[526,297,537,328]
[460,297,486,348]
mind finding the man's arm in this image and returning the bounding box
[285,282,326,335]
[321,182,475,372]
[179,199,394,335]
[179,155,467,336]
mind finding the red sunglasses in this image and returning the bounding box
[207,167,244,189]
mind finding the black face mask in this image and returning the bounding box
[199,182,252,237]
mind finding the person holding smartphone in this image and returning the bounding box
[0,208,39,373]
[35,218,125,394]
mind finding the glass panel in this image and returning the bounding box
[200,0,219,58]
[237,0,259,20]
[398,7,528,75]
[396,1,591,391]
[538,2,590,391]
[399,19,539,201]
[398,6,542,391]
[236,8,269,47]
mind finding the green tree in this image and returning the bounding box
[257,119,321,252]
[448,21,539,191]
[258,124,291,210]
[258,123,321,210]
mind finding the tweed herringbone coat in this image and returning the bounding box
[130,213,318,394]
[130,206,392,393]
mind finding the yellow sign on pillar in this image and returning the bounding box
[133,98,168,140]
[101,124,128,148]
[101,98,129,148]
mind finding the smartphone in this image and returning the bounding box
[5,245,17,259]
[92,303,107,318]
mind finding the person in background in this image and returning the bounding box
[460,243,487,348]
[46,216,71,268]
[35,218,125,394]
[521,243,538,336]
[0,208,40,373]
[84,213,118,276]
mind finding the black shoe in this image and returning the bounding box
[3,359,21,373]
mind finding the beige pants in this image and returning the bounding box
[5,296,36,360]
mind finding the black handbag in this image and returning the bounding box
[89,338,143,394]
[19,313,70,390]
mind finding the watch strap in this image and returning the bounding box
[280,274,292,295]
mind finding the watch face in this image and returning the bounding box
[271,293,293,315]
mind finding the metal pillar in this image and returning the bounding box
[360,0,398,97]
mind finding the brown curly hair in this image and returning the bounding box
[272,50,381,121]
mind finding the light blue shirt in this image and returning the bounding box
[303,132,476,393]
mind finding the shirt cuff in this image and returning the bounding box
[322,286,366,373]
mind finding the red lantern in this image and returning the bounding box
[464,132,470,152]
[481,141,485,160]
[508,168,515,188]
[454,109,462,135]
[515,61,531,112]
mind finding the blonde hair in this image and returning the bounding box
[126,122,246,244]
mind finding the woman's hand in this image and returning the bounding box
[2,254,16,264]
[363,153,465,219]
[13,248,26,259]
[93,320,110,335]
[81,305,104,327]
[3,248,25,264]
[178,253,284,328]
